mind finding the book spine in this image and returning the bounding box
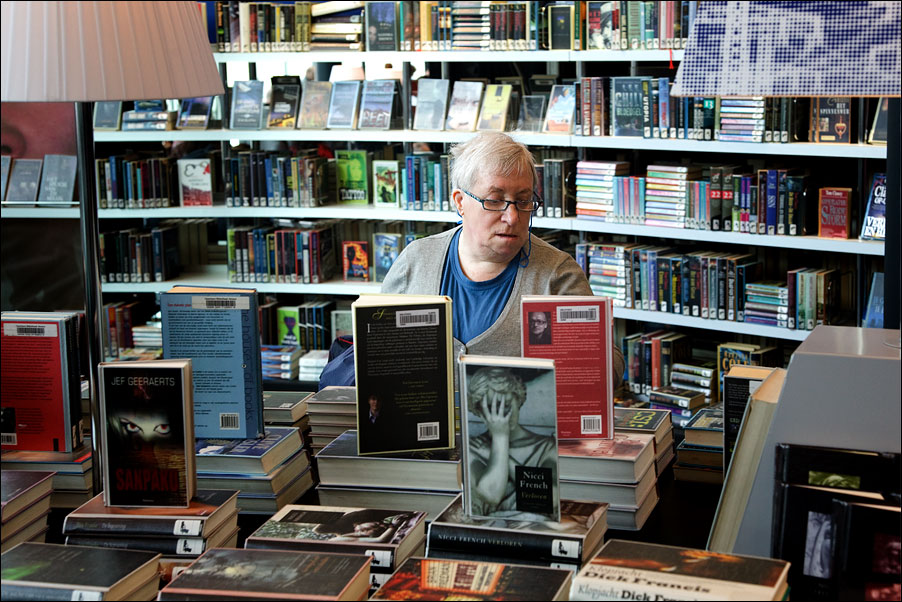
[427,523,584,565]
[65,534,205,555]
[63,516,201,537]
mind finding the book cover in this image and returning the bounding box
[864,272,885,329]
[298,81,333,129]
[683,407,724,448]
[194,426,303,474]
[160,286,264,440]
[558,432,656,484]
[1,470,54,523]
[245,504,427,570]
[373,160,400,207]
[267,76,302,128]
[571,539,789,601]
[336,149,370,203]
[342,241,369,281]
[613,407,671,442]
[352,295,454,455]
[413,78,450,131]
[36,154,77,205]
[262,390,309,423]
[230,80,265,129]
[373,232,401,283]
[445,80,484,131]
[158,547,371,601]
[818,187,851,239]
[460,353,560,522]
[93,101,123,130]
[372,557,572,601]
[365,1,398,51]
[99,359,195,507]
[476,84,512,131]
[517,95,547,132]
[610,77,645,137]
[831,498,901,601]
[177,97,213,130]
[859,173,887,241]
[4,158,42,203]
[359,80,395,130]
[428,493,608,565]
[812,96,851,143]
[722,365,775,471]
[716,342,760,401]
[177,158,214,206]
[327,80,362,129]
[522,296,614,440]
[543,84,576,133]
[548,3,574,50]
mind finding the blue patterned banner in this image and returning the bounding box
[671,1,901,97]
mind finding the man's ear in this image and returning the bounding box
[452,189,464,217]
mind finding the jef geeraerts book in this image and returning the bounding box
[99,359,195,508]
[352,294,454,456]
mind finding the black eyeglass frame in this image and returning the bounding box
[460,189,544,213]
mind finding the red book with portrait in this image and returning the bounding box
[99,359,196,507]
[521,295,615,440]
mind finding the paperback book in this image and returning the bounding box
[413,78,450,131]
[297,81,332,129]
[476,84,512,131]
[267,76,302,128]
[445,80,484,131]
[177,158,214,206]
[459,353,560,522]
[372,160,400,207]
[93,101,123,130]
[543,85,577,133]
[36,154,77,205]
[358,80,395,129]
[327,80,362,129]
[4,158,42,204]
[177,97,213,130]
[342,241,369,281]
[230,80,265,130]
[859,173,887,241]
[373,232,401,283]
[365,1,399,51]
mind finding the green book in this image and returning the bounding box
[335,149,371,204]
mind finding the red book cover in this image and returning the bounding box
[521,295,614,440]
[818,187,851,239]
[342,241,369,282]
[1,317,72,451]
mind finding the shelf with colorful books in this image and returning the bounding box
[211,49,684,64]
[572,137,887,159]
[613,307,811,342]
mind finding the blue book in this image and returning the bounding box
[863,272,885,328]
[859,173,887,241]
[766,169,778,235]
[195,427,303,475]
[161,286,264,440]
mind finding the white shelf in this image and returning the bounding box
[573,137,888,159]
[613,308,811,342]
[212,49,683,64]
[96,205,459,222]
[1,207,81,219]
[572,49,684,62]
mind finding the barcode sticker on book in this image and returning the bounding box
[396,309,439,328]
[581,415,602,435]
[71,591,103,601]
[173,520,202,537]
[219,413,240,430]
[192,296,250,310]
[365,549,392,568]
[557,305,599,323]
[417,422,440,441]
[3,323,57,337]
[551,538,580,558]
[1,433,17,445]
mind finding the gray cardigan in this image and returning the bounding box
[381,226,625,385]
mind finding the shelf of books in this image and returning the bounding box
[212,49,684,64]
[613,308,810,342]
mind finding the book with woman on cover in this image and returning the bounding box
[460,354,560,522]
[352,294,454,456]
[99,359,195,507]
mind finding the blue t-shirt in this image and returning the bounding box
[440,229,519,344]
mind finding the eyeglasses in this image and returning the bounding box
[461,189,543,213]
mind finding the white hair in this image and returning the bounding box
[448,132,537,192]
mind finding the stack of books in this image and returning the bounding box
[315,429,461,521]
[1,470,54,553]
[245,503,427,593]
[670,360,717,404]
[0,542,162,601]
[559,432,660,531]
[263,390,311,433]
[574,161,630,221]
[62,490,239,580]
[305,386,356,453]
[427,493,608,573]
[673,406,725,484]
[130,320,162,350]
[718,96,767,143]
[644,164,703,228]
[744,280,790,328]
[121,102,177,132]
[260,345,303,380]
[195,426,312,514]
[648,385,708,428]
[0,444,94,508]
[310,3,364,51]
[613,407,675,475]
[298,349,330,382]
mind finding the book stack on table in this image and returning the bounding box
[1,471,54,553]
[260,345,304,381]
[195,426,313,514]
[61,490,239,585]
[674,406,725,484]
[559,432,660,531]
[305,386,356,454]
[262,390,312,439]
[0,444,93,508]
[613,407,675,475]
[648,385,708,428]
[298,349,330,382]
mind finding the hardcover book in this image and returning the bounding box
[413,78,450,131]
[613,407,672,444]
[476,84,512,131]
[177,158,214,206]
[811,96,851,143]
[4,158,42,204]
[571,539,789,601]
[818,187,851,239]
[682,407,724,448]
[267,76,302,129]
[428,493,608,566]
[716,342,760,401]
[342,241,369,281]
[0,542,161,601]
[298,81,333,129]
[459,353,560,522]
[245,504,427,571]
[1,470,54,524]
[445,80,484,131]
[558,432,656,484]
[93,101,123,130]
[365,1,398,51]
[522,295,614,440]
[722,364,775,471]
[373,232,401,282]
[358,80,395,130]
[230,80,265,130]
[372,160,400,207]
[859,173,887,241]
[548,3,574,50]
[194,426,303,474]
[353,295,454,455]
[99,359,195,507]
[262,390,310,424]
[610,77,646,137]
[177,97,213,130]
[36,154,78,205]
[327,80,362,129]
[158,547,371,601]
[543,85,577,133]
[372,557,572,601]
[160,285,264,440]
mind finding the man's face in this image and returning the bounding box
[530,313,548,335]
[456,170,533,265]
[368,396,381,414]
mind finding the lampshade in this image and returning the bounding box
[671,1,901,98]
[1,1,224,102]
